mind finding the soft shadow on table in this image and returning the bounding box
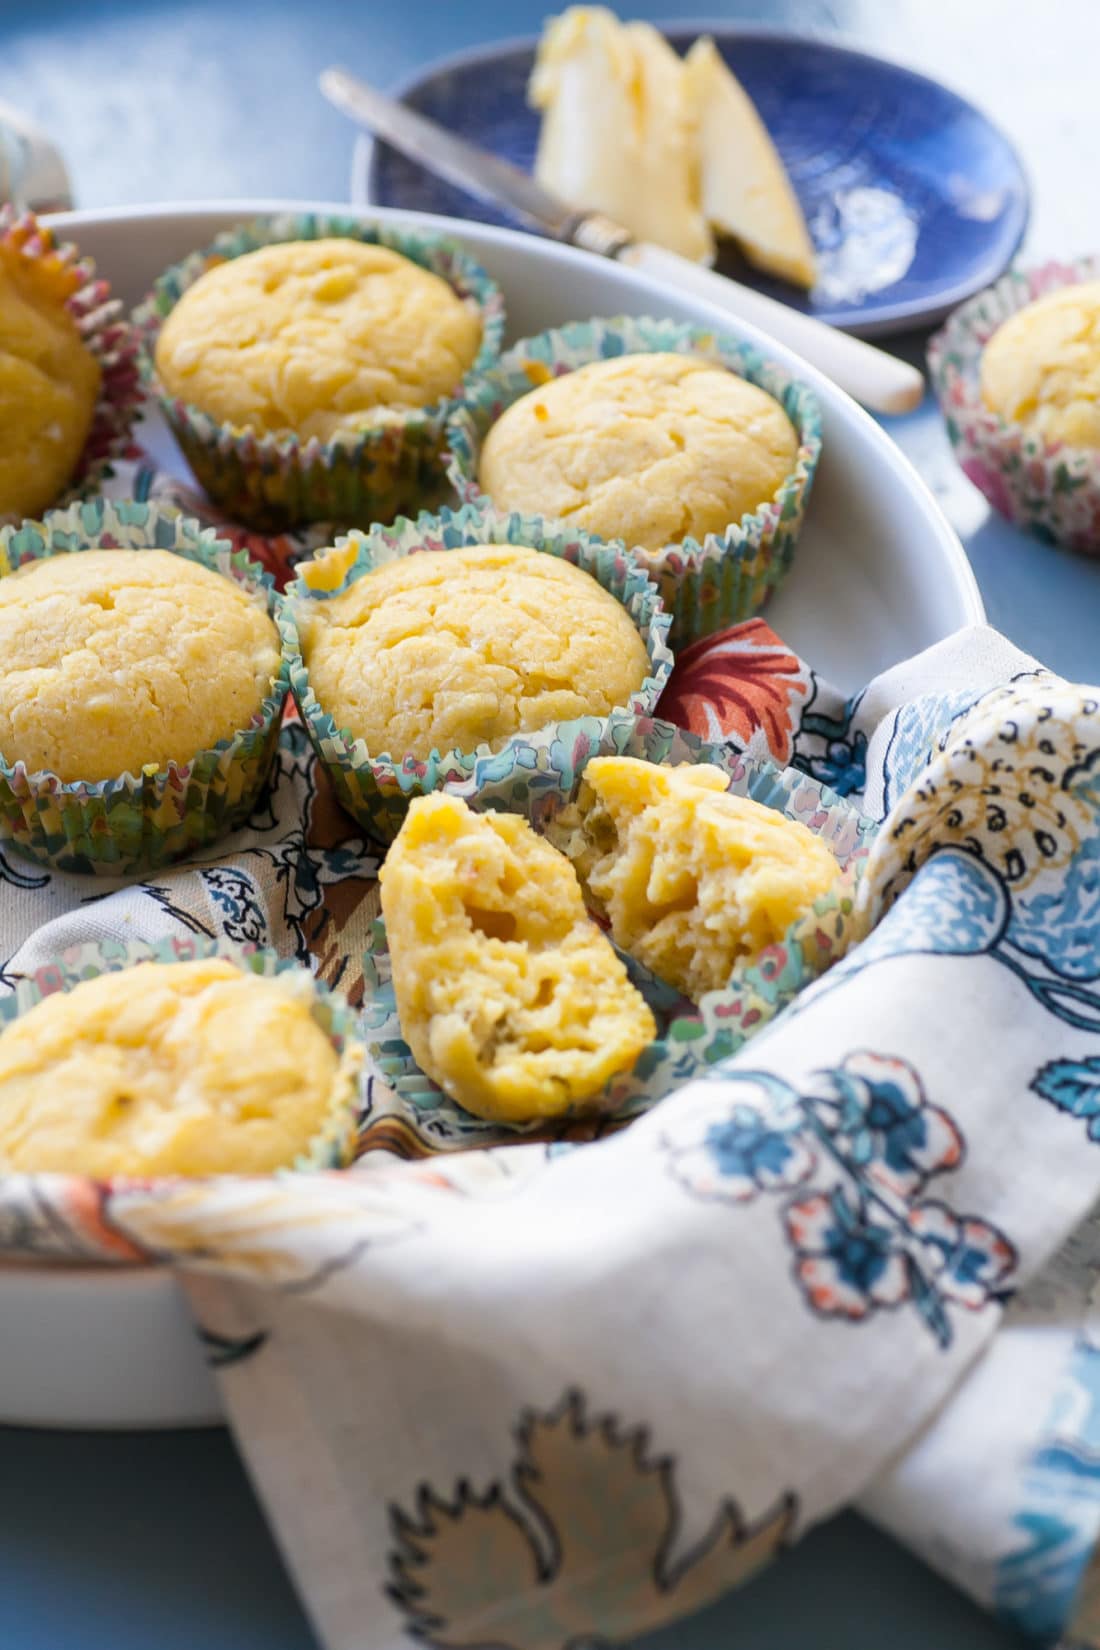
[0,1427,1026,1650]
[961,515,1100,684]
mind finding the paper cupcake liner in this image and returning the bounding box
[928,257,1100,555]
[358,724,873,1155]
[444,314,822,647]
[0,935,365,1177]
[0,498,292,875]
[0,206,141,522]
[132,212,507,532]
[282,502,675,843]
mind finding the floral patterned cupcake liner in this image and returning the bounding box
[0,935,366,1179]
[444,314,822,647]
[132,212,507,533]
[281,503,675,843]
[0,498,292,875]
[928,257,1100,554]
[359,723,874,1155]
[0,206,141,522]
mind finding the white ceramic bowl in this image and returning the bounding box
[0,200,982,1430]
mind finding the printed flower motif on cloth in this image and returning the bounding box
[876,682,995,814]
[664,1052,1015,1344]
[791,683,870,800]
[388,1390,796,1650]
[857,677,1100,1033]
[656,617,812,761]
[664,1075,814,1203]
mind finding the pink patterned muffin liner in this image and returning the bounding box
[928,256,1100,555]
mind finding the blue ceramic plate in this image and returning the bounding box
[358,26,1029,337]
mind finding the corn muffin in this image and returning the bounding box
[0,549,281,782]
[980,281,1100,448]
[554,756,841,998]
[379,793,656,1121]
[478,352,799,553]
[0,242,102,518]
[154,238,482,443]
[0,958,362,1177]
[297,543,651,761]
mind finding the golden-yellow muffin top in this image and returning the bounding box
[154,238,482,443]
[478,352,798,552]
[0,549,281,782]
[554,756,840,999]
[981,281,1100,447]
[379,793,655,1122]
[0,958,361,1177]
[297,543,650,760]
[0,244,101,519]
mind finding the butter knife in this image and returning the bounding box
[320,65,924,416]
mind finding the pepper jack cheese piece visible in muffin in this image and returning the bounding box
[0,958,362,1176]
[554,757,841,999]
[379,794,656,1122]
[980,280,1100,448]
[0,242,101,518]
[154,238,482,443]
[296,543,650,761]
[0,549,281,782]
[477,353,799,553]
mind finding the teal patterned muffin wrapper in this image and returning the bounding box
[0,206,142,522]
[282,502,675,843]
[132,212,507,532]
[359,725,874,1154]
[928,257,1100,555]
[444,314,822,647]
[0,936,365,1175]
[0,498,291,875]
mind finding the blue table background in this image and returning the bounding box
[1,1,1097,1646]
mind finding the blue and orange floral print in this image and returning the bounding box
[663,1051,1016,1345]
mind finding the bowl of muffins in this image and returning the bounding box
[0,204,842,1180]
[0,203,837,1096]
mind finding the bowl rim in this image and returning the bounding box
[3,195,982,1427]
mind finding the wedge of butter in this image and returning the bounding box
[686,36,816,289]
[530,10,816,289]
[530,6,714,264]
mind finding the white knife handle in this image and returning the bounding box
[618,241,924,416]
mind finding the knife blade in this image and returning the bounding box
[319,65,925,415]
[321,67,583,239]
